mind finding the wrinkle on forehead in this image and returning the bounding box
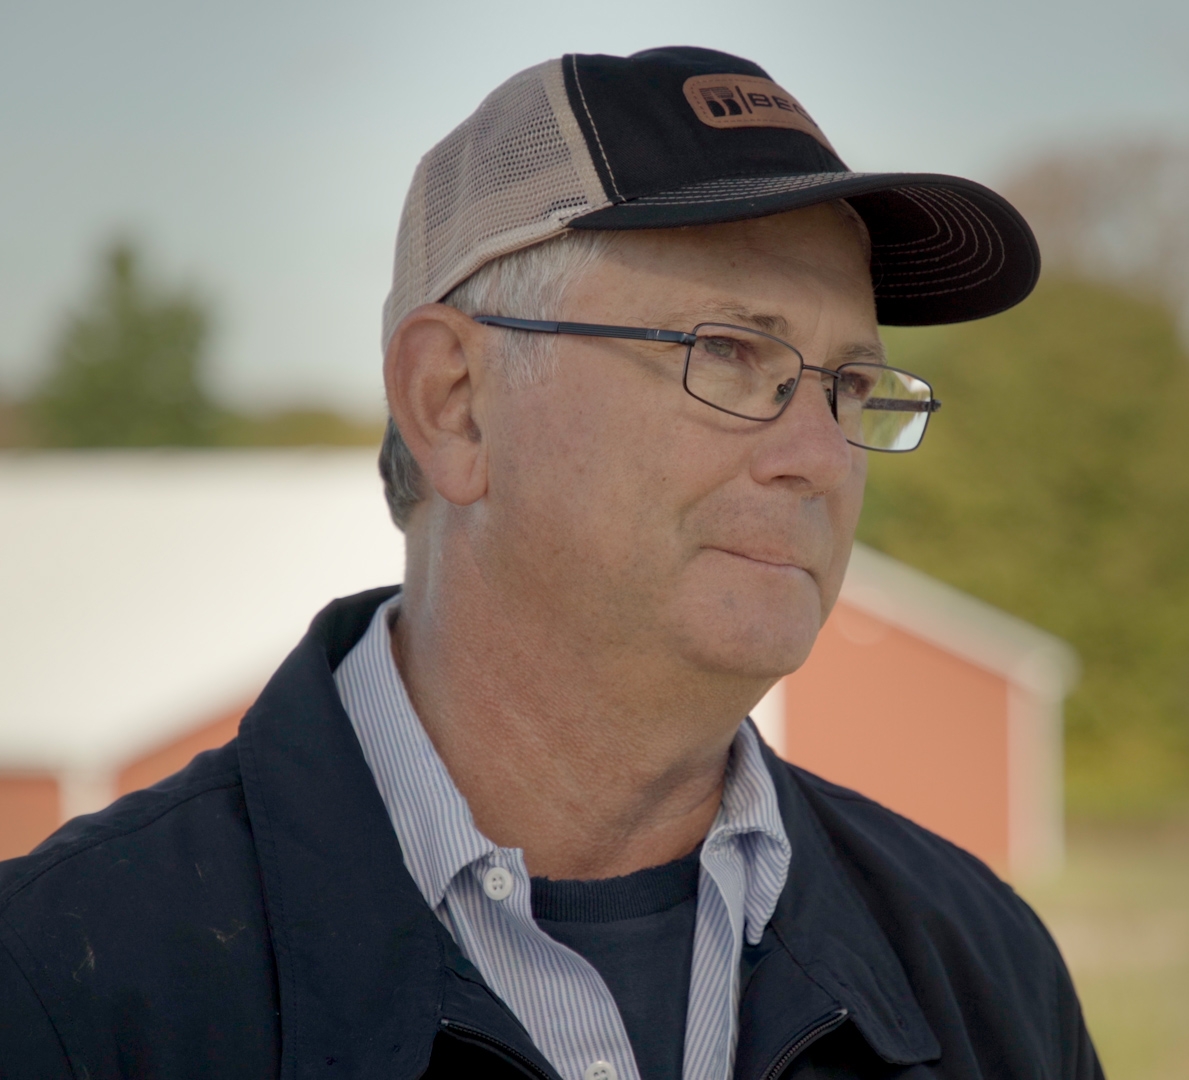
[569,205,879,359]
[658,303,789,338]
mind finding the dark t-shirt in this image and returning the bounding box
[531,848,701,1080]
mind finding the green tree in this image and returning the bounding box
[861,278,1189,816]
[32,242,220,446]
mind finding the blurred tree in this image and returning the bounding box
[862,278,1189,817]
[20,240,382,449]
[215,407,384,447]
[0,395,33,448]
[32,242,220,446]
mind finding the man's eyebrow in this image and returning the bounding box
[657,306,885,364]
[663,305,789,338]
[835,341,888,365]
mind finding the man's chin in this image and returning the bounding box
[664,578,824,680]
[681,625,820,681]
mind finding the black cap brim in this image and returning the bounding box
[569,171,1040,326]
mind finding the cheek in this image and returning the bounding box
[835,444,867,524]
[486,368,723,591]
[819,446,867,618]
[488,380,660,551]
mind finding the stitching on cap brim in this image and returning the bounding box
[568,171,1040,325]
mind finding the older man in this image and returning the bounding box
[0,47,1100,1080]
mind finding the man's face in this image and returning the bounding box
[475,204,876,681]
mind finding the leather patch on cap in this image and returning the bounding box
[682,75,836,154]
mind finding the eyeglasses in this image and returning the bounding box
[473,316,941,452]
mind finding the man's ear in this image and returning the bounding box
[383,304,489,509]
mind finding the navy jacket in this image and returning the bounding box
[0,588,1102,1079]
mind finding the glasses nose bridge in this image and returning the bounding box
[758,361,854,476]
[778,362,840,422]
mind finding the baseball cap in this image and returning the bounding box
[382,46,1040,348]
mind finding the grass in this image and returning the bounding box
[1020,820,1189,1079]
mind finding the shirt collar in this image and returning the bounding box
[336,594,494,910]
[338,595,790,934]
[710,719,792,945]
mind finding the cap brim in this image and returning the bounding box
[568,172,1040,326]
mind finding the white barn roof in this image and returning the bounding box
[0,450,404,773]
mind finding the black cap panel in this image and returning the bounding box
[558,45,1039,326]
[563,50,848,205]
[627,45,771,78]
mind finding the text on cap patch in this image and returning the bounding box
[682,74,837,154]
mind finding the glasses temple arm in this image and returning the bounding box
[862,397,942,413]
[474,315,696,346]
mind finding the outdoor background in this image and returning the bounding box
[3,1,1187,1075]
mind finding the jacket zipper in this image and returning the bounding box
[759,1006,849,1080]
[439,1017,557,1080]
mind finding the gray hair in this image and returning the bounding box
[378,201,871,530]
[379,229,618,529]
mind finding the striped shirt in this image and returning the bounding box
[334,595,791,1080]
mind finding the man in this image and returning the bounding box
[0,46,1101,1080]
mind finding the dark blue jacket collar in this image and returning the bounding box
[237,589,938,1079]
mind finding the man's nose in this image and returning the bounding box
[749,369,855,491]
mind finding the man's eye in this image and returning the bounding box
[700,337,741,360]
[838,370,875,398]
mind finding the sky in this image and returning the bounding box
[2,0,1187,416]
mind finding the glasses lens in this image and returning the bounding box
[834,363,934,451]
[684,325,802,421]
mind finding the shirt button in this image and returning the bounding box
[584,1063,617,1080]
[482,866,513,900]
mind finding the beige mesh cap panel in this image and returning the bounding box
[382,59,609,351]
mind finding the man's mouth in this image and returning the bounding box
[705,547,813,578]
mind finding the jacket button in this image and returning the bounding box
[584,1062,617,1080]
[482,866,513,900]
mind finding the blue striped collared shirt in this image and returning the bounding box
[334,595,791,1080]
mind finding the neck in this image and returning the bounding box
[392,524,769,880]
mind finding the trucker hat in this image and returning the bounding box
[382,46,1040,348]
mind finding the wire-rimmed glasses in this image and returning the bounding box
[473,316,941,452]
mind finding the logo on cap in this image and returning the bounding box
[682,74,836,154]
